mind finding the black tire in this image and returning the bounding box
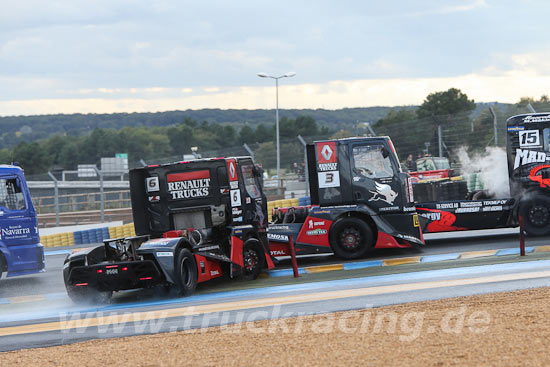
[329,217,374,259]
[0,253,5,280]
[175,248,198,296]
[519,196,550,236]
[66,285,112,304]
[242,238,264,280]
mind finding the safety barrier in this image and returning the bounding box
[40,223,136,247]
[41,197,312,247]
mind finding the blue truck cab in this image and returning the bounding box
[0,165,44,278]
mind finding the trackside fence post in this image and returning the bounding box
[519,215,525,256]
[288,235,299,278]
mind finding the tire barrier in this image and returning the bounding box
[267,197,310,222]
[40,223,136,247]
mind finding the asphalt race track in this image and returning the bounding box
[1,227,550,351]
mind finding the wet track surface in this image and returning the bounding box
[1,227,535,298]
[1,228,550,350]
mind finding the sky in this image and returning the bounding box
[1,0,549,116]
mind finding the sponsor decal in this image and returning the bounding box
[369,182,398,205]
[513,149,550,169]
[270,224,290,230]
[311,209,331,214]
[148,195,160,203]
[156,251,173,257]
[147,238,173,245]
[395,233,420,242]
[306,228,328,236]
[379,206,399,212]
[460,201,482,207]
[419,212,441,221]
[307,219,325,228]
[146,176,160,193]
[231,189,241,206]
[232,207,243,216]
[529,165,550,188]
[413,213,419,227]
[507,126,525,131]
[403,206,416,212]
[455,207,480,213]
[230,181,239,189]
[519,130,541,147]
[317,142,339,172]
[227,159,238,182]
[233,216,243,222]
[220,188,230,194]
[270,250,286,256]
[483,199,508,205]
[1,224,31,240]
[199,245,220,251]
[417,208,466,232]
[436,202,459,209]
[482,206,503,212]
[105,268,118,275]
[267,233,289,241]
[210,270,220,276]
[246,197,251,204]
[167,170,211,200]
[522,115,550,123]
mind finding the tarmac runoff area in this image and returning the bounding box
[2,286,550,366]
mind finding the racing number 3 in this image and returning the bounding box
[325,172,334,184]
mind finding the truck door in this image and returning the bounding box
[235,159,267,229]
[0,173,40,272]
[350,142,405,212]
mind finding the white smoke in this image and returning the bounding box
[456,146,510,198]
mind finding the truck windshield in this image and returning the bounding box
[352,145,394,179]
[0,178,26,210]
[240,163,261,198]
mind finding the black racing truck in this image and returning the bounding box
[413,112,550,236]
[269,137,424,260]
[63,157,273,303]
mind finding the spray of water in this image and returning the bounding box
[456,146,510,198]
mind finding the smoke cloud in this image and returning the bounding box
[456,147,510,198]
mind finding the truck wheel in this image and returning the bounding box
[0,253,5,280]
[242,238,263,280]
[330,217,374,259]
[66,286,112,304]
[519,196,550,236]
[175,249,198,296]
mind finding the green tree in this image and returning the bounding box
[416,88,476,118]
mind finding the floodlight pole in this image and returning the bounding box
[297,135,309,196]
[47,171,59,227]
[93,167,104,223]
[257,71,296,194]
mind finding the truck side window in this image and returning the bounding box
[0,178,26,210]
[353,145,394,179]
[240,163,261,198]
[544,128,550,151]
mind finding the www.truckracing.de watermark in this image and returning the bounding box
[59,304,490,342]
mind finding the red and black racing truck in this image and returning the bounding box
[269,137,424,259]
[414,112,550,236]
[63,157,274,303]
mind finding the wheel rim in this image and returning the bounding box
[339,227,361,251]
[528,205,549,227]
[180,257,193,287]
[244,248,259,273]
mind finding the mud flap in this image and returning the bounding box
[230,235,244,278]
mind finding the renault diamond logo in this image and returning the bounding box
[229,162,236,178]
[321,145,333,161]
